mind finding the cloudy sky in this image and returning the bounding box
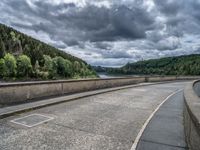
[1,0,200,67]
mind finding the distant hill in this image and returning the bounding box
[0,23,97,80]
[94,54,200,76]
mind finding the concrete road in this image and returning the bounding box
[0,81,189,150]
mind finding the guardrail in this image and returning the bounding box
[0,76,199,105]
[184,80,200,150]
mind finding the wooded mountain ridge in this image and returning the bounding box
[94,54,200,76]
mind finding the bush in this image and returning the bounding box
[0,58,6,77]
[4,53,17,77]
[17,55,32,77]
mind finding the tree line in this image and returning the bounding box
[0,53,96,80]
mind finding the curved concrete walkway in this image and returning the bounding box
[0,81,189,150]
[136,90,188,150]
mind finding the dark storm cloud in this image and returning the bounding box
[3,0,155,46]
[154,0,182,16]
[154,0,200,34]
[94,42,112,50]
[1,0,200,66]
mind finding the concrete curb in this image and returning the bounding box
[0,81,185,119]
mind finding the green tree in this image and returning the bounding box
[0,58,6,77]
[0,38,5,58]
[55,56,67,77]
[34,60,40,78]
[64,59,73,77]
[10,31,22,54]
[29,46,43,65]
[4,53,17,77]
[73,61,81,73]
[51,56,73,78]
[43,55,57,78]
[52,57,58,73]
[17,55,32,77]
[43,55,53,71]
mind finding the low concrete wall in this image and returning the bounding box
[0,77,146,104]
[0,76,199,105]
[184,80,200,150]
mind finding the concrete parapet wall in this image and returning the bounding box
[184,80,200,150]
[0,76,199,105]
[0,77,145,104]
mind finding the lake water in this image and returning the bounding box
[98,73,139,78]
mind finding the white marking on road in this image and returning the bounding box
[130,89,183,150]
[10,114,54,128]
[133,89,147,92]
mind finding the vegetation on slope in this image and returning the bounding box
[0,23,97,80]
[94,54,200,76]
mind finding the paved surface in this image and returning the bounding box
[0,82,189,150]
[137,90,188,150]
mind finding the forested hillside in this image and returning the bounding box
[0,23,97,80]
[96,54,200,76]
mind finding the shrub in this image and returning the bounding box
[4,53,17,77]
[17,55,32,77]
